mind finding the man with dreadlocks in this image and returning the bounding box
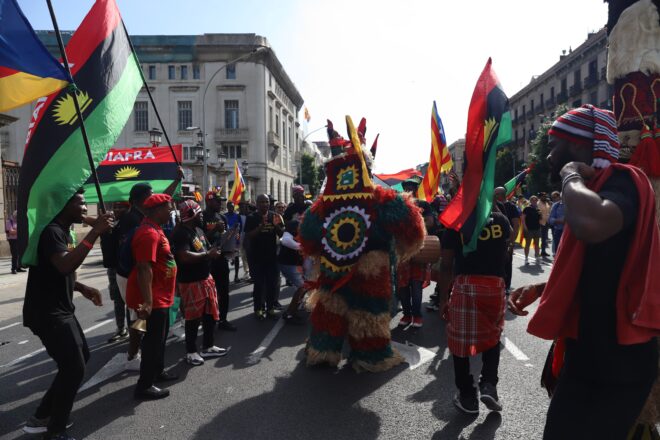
[298,116,425,372]
[509,104,660,439]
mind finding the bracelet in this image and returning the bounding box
[81,239,93,250]
[561,172,583,193]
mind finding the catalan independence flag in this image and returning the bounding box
[18,0,143,265]
[440,58,512,255]
[83,145,183,203]
[417,101,453,202]
[0,0,70,112]
[228,160,246,204]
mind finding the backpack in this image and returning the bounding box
[116,223,157,278]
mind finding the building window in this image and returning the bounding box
[514,109,518,120]
[182,167,193,181]
[168,65,175,80]
[1,131,9,158]
[561,78,567,93]
[224,100,239,129]
[193,64,200,80]
[134,101,148,131]
[183,146,191,161]
[282,122,287,145]
[275,114,280,135]
[550,86,555,98]
[268,71,272,87]
[277,181,281,201]
[540,93,544,106]
[148,65,156,80]
[522,105,526,117]
[178,101,192,130]
[270,178,274,196]
[226,63,236,80]
[531,99,535,113]
[269,106,273,131]
[181,65,188,80]
[221,144,242,159]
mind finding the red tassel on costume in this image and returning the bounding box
[629,126,660,177]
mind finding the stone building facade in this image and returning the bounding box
[509,28,610,162]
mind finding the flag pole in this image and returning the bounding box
[120,20,180,167]
[45,0,106,213]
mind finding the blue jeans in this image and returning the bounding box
[551,228,563,255]
[398,280,423,317]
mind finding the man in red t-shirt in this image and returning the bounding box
[126,194,178,400]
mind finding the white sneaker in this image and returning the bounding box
[126,353,141,371]
[200,346,230,358]
[186,352,205,366]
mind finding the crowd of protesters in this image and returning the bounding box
[19,105,659,440]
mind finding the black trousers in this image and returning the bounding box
[33,317,89,434]
[251,259,279,312]
[137,308,169,391]
[8,239,19,271]
[504,248,513,290]
[233,256,240,280]
[543,342,657,440]
[453,342,500,394]
[185,314,215,353]
[106,268,127,330]
[211,260,230,322]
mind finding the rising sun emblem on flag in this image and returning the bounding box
[114,166,140,180]
[52,91,92,125]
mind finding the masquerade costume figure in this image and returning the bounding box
[299,117,425,372]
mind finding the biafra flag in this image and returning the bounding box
[17,0,142,265]
[440,58,512,255]
[83,145,182,203]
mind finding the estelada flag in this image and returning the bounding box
[0,0,70,112]
[440,58,512,255]
[228,160,246,204]
[417,101,453,202]
[82,145,182,203]
[17,0,143,265]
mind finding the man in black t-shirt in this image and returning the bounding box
[283,185,308,223]
[22,189,114,438]
[494,187,520,293]
[509,105,659,439]
[203,191,236,331]
[436,210,511,415]
[521,195,542,264]
[172,200,228,366]
[245,194,284,320]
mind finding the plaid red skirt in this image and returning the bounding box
[178,276,219,321]
[447,274,505,357]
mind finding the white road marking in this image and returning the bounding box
[0,318,114,369]
[0,322,20,332]
[525,363,534,367]
[79,353,127,392]
[17,340,28,345]
[503,337,530,361]
[391,341,436,370]
[246,319,285,365]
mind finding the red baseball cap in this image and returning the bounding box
[143,193,172,209]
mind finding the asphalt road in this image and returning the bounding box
[0,248,555,440]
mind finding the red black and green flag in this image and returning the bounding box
[82,145,182,203]
[504,164,534,199]
[439,58,512,254]
[374,168,422,192]
[18,0,143,265]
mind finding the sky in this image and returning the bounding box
[18,0,609,173]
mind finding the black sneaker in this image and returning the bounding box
[107,328,129,343]
[154,371,179,383]
[218,320,237,331]
[134,385,170,400]
[453,390,479,414]
[24,416,73,434]
[479,382,502,411]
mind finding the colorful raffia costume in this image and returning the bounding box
[606,2,660,438]
[299,116,425,372]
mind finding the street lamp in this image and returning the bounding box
[149,127,162,147]
[199,46,267,202]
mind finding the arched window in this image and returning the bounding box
[284,185,288,204]
[270,178,274,197]
[277,180,282,202]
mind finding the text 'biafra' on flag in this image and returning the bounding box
[439,58,512,255]
[0,0,71,112]
[83,145,183,203]
[17,0,143,265]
